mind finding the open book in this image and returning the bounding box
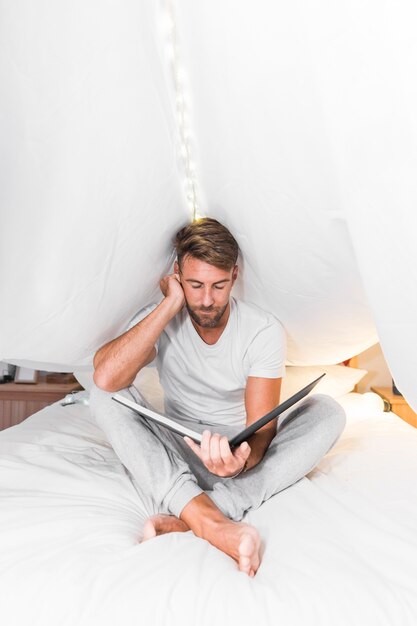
[112,373,326,449]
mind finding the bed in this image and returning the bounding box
[1,370,417,626]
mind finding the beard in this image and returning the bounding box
[186,302,229,328]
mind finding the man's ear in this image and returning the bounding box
[174,260,179,274]
[232,264,238,283]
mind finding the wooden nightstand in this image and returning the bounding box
[0,381,83,431]
[371,386,417,428]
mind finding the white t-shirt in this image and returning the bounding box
[128,297,286,427]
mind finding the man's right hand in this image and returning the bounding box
[94,273,185,391]
[159,272,185,314]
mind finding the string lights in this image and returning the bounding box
[164,0,202,222]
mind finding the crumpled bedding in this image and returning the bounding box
[0,391,416,626]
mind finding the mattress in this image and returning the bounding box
[0,391,417,626]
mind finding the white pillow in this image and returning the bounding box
[281,365,368,401]
[73,367,165,411]
[335,391,385,423]
[132,364,367,409]
[75,364,367,410]
[73,369,95,391]
[133,367,165,412]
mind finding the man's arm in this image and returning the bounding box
[243,376,282,471]
[184,375,282,477]
[93,274,184,392]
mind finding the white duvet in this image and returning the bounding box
[1,392,417,626]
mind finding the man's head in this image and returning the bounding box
[173,218,239,328]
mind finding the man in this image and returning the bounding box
[90,218,346,578]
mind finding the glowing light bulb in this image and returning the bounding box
[165,0,201,222]
[162,13,175,35]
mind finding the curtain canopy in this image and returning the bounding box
[1,1,416,410]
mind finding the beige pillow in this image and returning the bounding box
[280,365,367,401]
[76,364,367,412]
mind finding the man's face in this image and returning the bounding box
[175,256,238,329]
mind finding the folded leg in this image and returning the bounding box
[89,384,204,518]
[209,394,347,521]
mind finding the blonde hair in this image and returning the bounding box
[175,218,239,271]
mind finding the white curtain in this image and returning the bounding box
[1,1,416,410]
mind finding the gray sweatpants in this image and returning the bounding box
[89,384,346,522]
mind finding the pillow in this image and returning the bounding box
[334,391,385,423]
[133,367,165,412]
[73,369,95,391]
[73,367,165,411]
[75,364,367,410]
[280,365,368,401]
[131,364,367,409]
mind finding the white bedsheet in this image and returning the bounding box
[1,392,417,626]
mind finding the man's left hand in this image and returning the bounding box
[184,430,251,477]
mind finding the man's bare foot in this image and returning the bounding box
[142,514,190,541]
[208,520,261,577]
[180,494,261,577]
[236,525,261,577]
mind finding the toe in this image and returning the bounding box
[142,518,157,541]
[239,555,251,573]
[238,529,261,576]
